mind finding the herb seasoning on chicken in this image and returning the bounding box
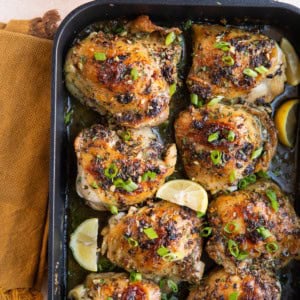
[64,15,182,128]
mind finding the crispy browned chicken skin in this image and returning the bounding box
[206,180,300,273]
[75,124,176,210]
[68,272,161,300]
[65,15,182,128]
[101,201,205,283]
[174,103,277,193]
[187,24,286,104]
[188,268,281,300]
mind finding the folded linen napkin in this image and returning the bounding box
[0,11,59,300]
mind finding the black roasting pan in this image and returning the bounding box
[50,0,300,299]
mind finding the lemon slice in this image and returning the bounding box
[274,99,299,148]
[280,38,300,86]
[156,179,208,213]
[70,218,98,272]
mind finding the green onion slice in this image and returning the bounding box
[228,239,239,257]
[120,130,131,141]
[208,95,224,106]
[90,181,98,189]
[165,32,176,46]
[167,279,178,292]
[143,227,158,240]
[229,291,239,300]
[266,189,279,212]
[197,211,205,218]
[94,52,106,61]
[113,178,138,192]
[169,83,177,96]
[266,242,279,253]
[224,221,239,234]
[208,131,219,142]
[157,246,169,257]
[130,67,139,80]
[200,227,212,237]
[243,68,258,77]
[229,170,236,183]
[256,226,272,240]
[104,163,118,179]
[256,170,269,179]
[162,252,178,262]
[251,147,263,160]
[190,93,199,106]
[130,272,142,282]
[227,130,235,142]
[237,251,248,261]
[109,205,118,215]
[210,150,222,165]
[222,55,235,66]
[127,237,139,247]
[255,65,269,74]
[238,174,256,190]
[214,41,231,51]
[142,171,157,182]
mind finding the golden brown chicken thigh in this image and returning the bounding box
[68,272,161,300]
[187,24,286,104]
[206,180,300,273]
[188,268,281,300]
[75,124,176,210]
[65,15,182,128]
[101,201,205,283]
[174,103,277,193]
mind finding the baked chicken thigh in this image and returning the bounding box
[75,124,176,210]
[188,268,281,300]
[65,15,182,128]
[206,180,300,273]
[68,272,161,300]
[101,201,205,283]
[187,24,286,104]
[174,103,277,193]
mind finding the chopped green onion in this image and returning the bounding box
[222,55,235,66]
[190,93,199,105]
[238,174,256,190]
[197,211,205,218]
[210,150,222,165]
[251,147,263,160]
[229,170,236,183]
[237,251,248,261]
[214,41,231,51]
[255,65,269,74]
[243,68,258,77]
[130,271,142,282]
[109,205,118,215]
[183,19,193,30]
[130,67,139,80]
[107,297,113,300]
[162,252,178,262]
[165,32,176,46]
[157,246,169,257]
[169,83,177,96]
[256,170,269,179]
[64,108,73,125]
[266,242,279,253]
[94,52,106,61]
[113,178,138,192]
[143,227,158,239]
[98,256,116,272]
[208,95,224,106]
[120,130,131,141]
[229,291,239,300]
[224,221,239,234]
[167,279,178,292]
[200,227,212,237]
[90,181,98,189]
[266,189,279,212]
[256,226,272,240]
[228,239,239,258]
[208,131,219,142]
[127,237,139,247]
[227,130,235,142]
[142,171,157,182]
[104,163,118,179]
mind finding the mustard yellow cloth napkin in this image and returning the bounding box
[0,11,59,300]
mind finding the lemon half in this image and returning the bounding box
[70,218,99,272]
[274,99,299,148]
[156,179,208,213]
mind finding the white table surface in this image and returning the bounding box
[0,0,299,299]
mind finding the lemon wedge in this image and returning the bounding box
[156,179,208,213]
[70,218,98,272]
[274,99,299,148]
[280,38,300,86]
